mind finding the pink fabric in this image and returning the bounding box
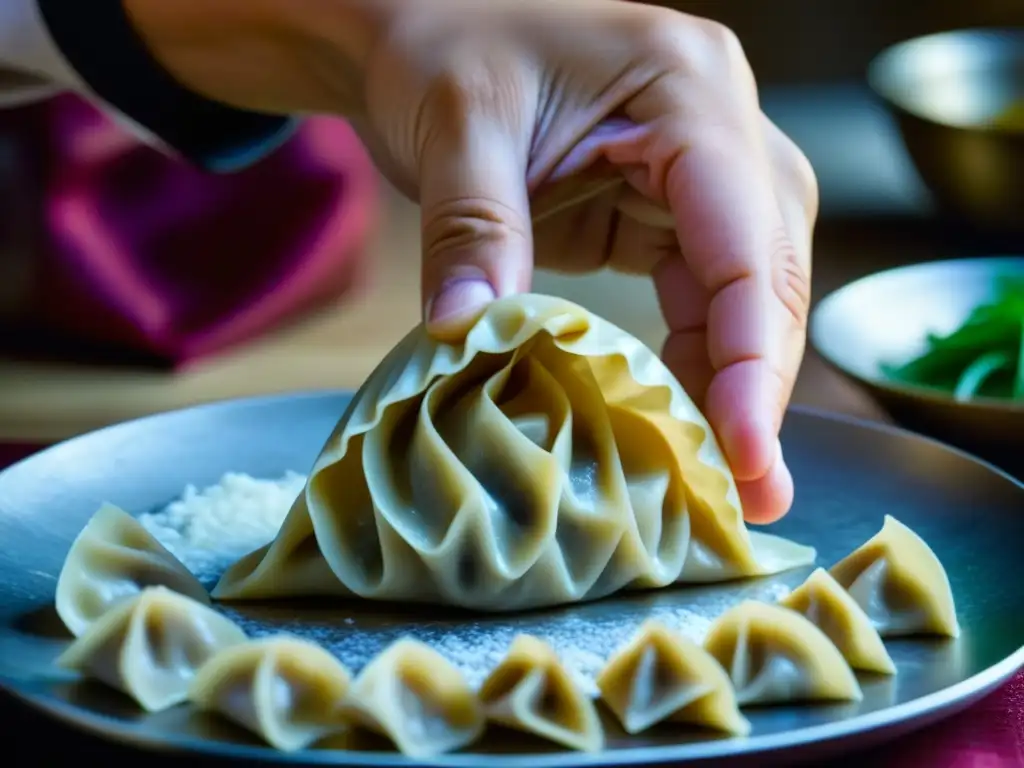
[2,443,1021,766]
[0,94,377,366]
[875,673,1024,767]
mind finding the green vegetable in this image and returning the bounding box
[880,275,1024,403]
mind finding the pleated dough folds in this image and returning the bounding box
[214,294,815,611]
[479,634,604,752]
[704,601,862,706]
[779,568,895,675]
[55,503,208,637]
[597,620,749,736]
[830,515,959,639]
[338,639,484,758]
[190,636,352,752]
[57,586,246,712]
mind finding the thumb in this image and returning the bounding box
[419,121,533,342]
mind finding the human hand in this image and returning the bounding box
[123,0,817,523]
[355,0,818,524]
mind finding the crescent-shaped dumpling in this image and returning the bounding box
[779,568,895,675]
[55,503,208,637]
[829,515,959,638]
[597,620,749,736]
[703,601,862,707]
[479,634,604,752]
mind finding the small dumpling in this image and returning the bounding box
[213,294,816,613]
[478,634,604,752]
[829,515,959,638]
[55,502,208,637]
[190,636,351,752]
[779,568,895,675]
[703,601,862,707]
[57,586,246,712]
[597,620,749,736]
[338,638,484,757]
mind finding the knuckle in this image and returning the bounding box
[771,228,812,331]
[636,13,757,104]
[694,18,747,65]
[421,197,529,262]
[424,69,479,125]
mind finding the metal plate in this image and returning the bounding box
[1,393,1022,767]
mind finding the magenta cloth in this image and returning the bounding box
[873,674,1024,767]
[0,94,376,366]
[2,443,1022,765]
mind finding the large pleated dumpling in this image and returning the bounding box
[214,294,815,611]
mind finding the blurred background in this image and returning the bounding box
[0,0,1021,472]
[664,0,1017,84]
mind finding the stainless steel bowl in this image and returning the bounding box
[867,28,1024,236]
[809,256,1024,473]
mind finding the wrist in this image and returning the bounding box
[122,0,390,116]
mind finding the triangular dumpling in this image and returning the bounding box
[704,601,862,706]
[779,568,895,675]
[57,586,246,712]
[338,639,485,758]
[829,515,959,638]
[478,634,604,752]
[190,636,351,752]
[597,620,750,736]
[55,503,209,637]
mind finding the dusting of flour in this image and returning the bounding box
[140,472,797,696]
[138,471,305,581]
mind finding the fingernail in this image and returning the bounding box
[426,278,496,338]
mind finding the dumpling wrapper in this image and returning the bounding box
[57,586,246,712]
[55,503,209,637]
[478,634,604,752]
[597,620,749,736]
[704,601,862,707]
[190,636,351,752]
[214,294,815,612]
[779,568,895,675]
[338,638,484,757]
[829,515,960,639]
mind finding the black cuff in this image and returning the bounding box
[37,0,297,172]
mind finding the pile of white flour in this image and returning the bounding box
[138,471,305,581]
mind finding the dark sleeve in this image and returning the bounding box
[36,0,298,172]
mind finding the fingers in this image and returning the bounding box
[418,118,533,342]
[614,14,813,522]
[736,446,795,525]
[763,115,819,269]
[634,103,790,481]
[761,115,818,410]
